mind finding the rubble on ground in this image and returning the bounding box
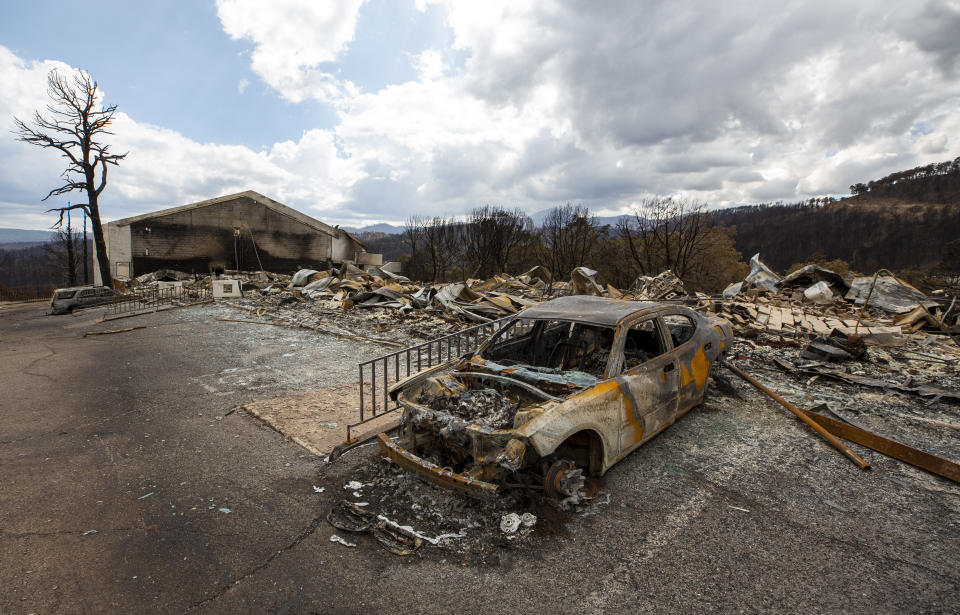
[118,254,957,346]
[323,449,608,559]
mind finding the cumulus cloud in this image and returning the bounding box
[896,0,960,76]
[340,0,950,210]
[216,0,365,102]
[4,2,960,231]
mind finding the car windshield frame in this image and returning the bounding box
[479,316,621,379]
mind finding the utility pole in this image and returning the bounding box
[83,210,89,285]
[66,207,77,286]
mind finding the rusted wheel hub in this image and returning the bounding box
[544,459,585,502]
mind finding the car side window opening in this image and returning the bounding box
[663,314,696,347]
[482,319,616,377]
[623,319,668,370]
[78,289,96,298]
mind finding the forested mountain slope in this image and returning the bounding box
[715,157,960,272]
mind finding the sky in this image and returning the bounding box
[0,0,958,230]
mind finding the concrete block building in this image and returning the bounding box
[96,191,381,282]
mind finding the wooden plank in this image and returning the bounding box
[768,308,783,332]
[755,304,770,326]
[780,308,795,329]
[825,318,845,331]
[809,316,831,335]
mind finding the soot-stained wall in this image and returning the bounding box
[129,196,334,274]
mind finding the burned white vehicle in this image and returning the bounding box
[378,296,732,500]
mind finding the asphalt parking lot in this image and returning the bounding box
[1,301,958,614]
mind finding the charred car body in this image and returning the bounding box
[378,296,733,501]
[49,285,118,314]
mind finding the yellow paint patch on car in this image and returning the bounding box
[691,345,709,390]
[679,344,710,391]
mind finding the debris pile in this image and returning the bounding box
[630,270,687,301]
[423,388,518,430]
[712,254,956,341]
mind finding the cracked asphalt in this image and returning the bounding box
[2,301,958,614]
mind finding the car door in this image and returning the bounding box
[662,309,711,413]
[96,287,116,306]
[614,315,679,453]
[77,288,97,307]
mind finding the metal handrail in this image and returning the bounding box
[112,284,212,313]
[350,315,519,440]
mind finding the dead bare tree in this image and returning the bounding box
[403,216,427,281]
[617,197,712,279]
[463,206,528,279]
[536,204,599,286]
[14,69,127,288]
[43,216,84,286]
[423,217,460,282]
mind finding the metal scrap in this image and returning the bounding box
[724,361,871,470]
[744,253,781,292]
[846,274,929,314]
[773,358,960,403]
[779,264,850,296]
[801,410,960,484]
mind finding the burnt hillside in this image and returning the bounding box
[715,157,960,273]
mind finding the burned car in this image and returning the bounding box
[378,296,733,501]
[49,285,118,314]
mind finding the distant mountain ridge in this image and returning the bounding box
[526,208,628,228]
[344,214,629,235]
[342,222,404,235]
[0,228,56,243]
[715,155,960,272]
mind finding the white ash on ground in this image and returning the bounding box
[321,446,612,562]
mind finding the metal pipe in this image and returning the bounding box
[724,361,870,470]
[383,357,390,412]
[358,363,364,421]
[802,410,958,483]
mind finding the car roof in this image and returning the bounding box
[518,295,662,326]
[54,285,108,292]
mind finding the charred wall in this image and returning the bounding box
[128,196,333,275]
